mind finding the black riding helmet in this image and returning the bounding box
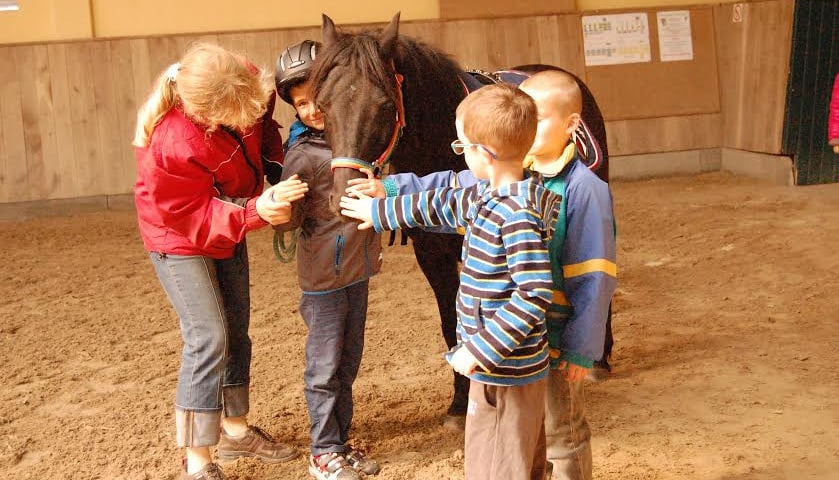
[275,40,321,105]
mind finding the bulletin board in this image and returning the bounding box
[582,6,720,121]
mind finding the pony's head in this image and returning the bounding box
[310,13,405,215]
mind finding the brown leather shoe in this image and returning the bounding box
[217,426,298,463]
[181,462,225,480]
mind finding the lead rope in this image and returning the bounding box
[273,228,300,263]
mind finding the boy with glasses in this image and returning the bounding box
[341,83,560,480]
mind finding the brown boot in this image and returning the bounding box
[217,426,298,463]
[181,462,225,480]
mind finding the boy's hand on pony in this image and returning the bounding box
[346,168,386,198]
[256,174,308,225]
[339,190,374,230]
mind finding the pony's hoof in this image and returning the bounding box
[442,414,466,430]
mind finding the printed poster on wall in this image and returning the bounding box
[582,13,651,66]
[657,10,694,62]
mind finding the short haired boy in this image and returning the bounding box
[348,70,617,480]
[341,84,560,480]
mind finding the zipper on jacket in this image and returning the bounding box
[334,234,345,273]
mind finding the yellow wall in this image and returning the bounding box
[0,0,438,44]
[92,0,439,38]
[0,0,92,43]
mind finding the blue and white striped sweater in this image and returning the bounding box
[371,177,561,386]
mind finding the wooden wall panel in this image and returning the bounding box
[583,7,720,121]
[606,113,721,155]
[0,8,793,204]
[15,46,45,200]
[109,40,140,189]
[31,46,59,199]
[46,44,78,199]
[0,47,28,203]
[65,43,103,196]
[714,0,793,153]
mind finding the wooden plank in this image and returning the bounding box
[491,17,543,68]
[531,15,586,78]
[440,0,575,20]
[146,37,181,82]
[606,113,721,156]
[744,0,792,154]
[401,20,443,50]
[243,30,274,71]
[216,33,247,56]
[440,19,492,71]
[46,43,78,199]
[716,0,792,155]
[31,45,60,199]
[108,39,139,190]
[0,47,28,203]
[129,38,153,110]
[15,46,42,202]
[65,43,103,196]
[90,41,123,195]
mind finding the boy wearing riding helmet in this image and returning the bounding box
[274,40,383,480]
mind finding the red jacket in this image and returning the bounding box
[134,107,284,259]
[830,73,839,145]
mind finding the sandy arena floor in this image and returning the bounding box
[1,171,838,480]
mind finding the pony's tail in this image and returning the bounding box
[132,71,178,148]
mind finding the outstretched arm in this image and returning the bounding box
[341,184,479,232]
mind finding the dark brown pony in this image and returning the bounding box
[309,12,608,419]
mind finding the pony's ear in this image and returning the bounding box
[322,14,339,47]
[378,12,400,59]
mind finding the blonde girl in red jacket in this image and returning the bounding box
[133,43,308,480]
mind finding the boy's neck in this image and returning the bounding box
[488,161,526,189]
[528,140,575,176]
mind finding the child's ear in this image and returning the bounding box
[566,113,581,136]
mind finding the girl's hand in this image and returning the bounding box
[256,175,308,225]
[269,174,309,203]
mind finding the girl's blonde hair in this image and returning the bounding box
[132,42,273,147]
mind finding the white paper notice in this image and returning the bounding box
[582,13,651,66]
[657,11,694,62]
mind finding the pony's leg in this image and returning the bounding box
[407,230,469,417]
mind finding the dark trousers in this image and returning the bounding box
[300,281,369,455]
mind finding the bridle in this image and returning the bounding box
[330,69,406,178]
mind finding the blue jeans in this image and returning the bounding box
[149,242,252,447]
[300,281,369,455]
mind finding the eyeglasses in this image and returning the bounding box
[450,139,497,160]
